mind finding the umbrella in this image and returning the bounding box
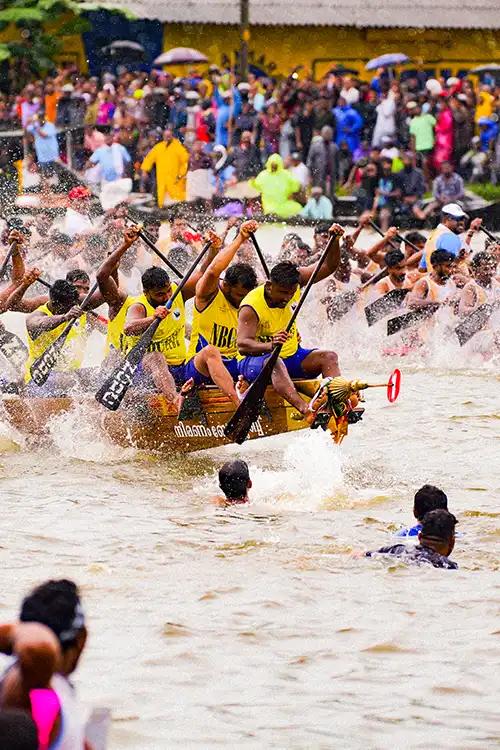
[470,64,500,76]
[101,40,145,58]
[328,64,359,76]
[365,53,409,71]
[153,47,208,66]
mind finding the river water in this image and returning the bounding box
[0,225,498,749]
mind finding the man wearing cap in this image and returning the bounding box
[419,202,467,271]
[366,509,458,569]
[288,151,310,189]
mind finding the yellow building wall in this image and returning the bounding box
[163,23,499,80]
[0,15,87,73]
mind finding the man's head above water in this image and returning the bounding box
[219,460,252,503]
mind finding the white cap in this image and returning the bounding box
[238,82,251,92]
[61,83,74,93]
[442,203,467,218]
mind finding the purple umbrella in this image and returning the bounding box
[365,53,409,71]
[153,47,208,66]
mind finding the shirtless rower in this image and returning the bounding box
[236,223,343,418]
[121,241,243,411]
[458,251,500,316]
[375,249,412,295]
[406,248,458,310]
[187,220,258,381]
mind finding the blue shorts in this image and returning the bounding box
[237,346,316,382]
[135,355,240,391]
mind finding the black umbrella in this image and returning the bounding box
[328,64,359,76]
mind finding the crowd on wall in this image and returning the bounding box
[2,62,500,221]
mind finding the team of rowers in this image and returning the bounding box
[0,201,498,412]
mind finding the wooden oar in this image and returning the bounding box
[364,288,410,326]
[95,241,212,412]
[249,232,270,278]
[224,232,340,445]
[326,267,388,322]
[386,304,440,336]
[30,281,99,386]
[0,329,28,373]
[125,217,182,279]
[454,301,499,346]
[369,219,421,253]
[0,239,17,279]
[480,226,498,243]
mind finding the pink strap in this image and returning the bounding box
[29,688,61,750]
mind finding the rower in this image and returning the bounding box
[236,224,343,418]
[396,484,449,538]
[366,509,458,569]
[375,249,412,295]
[459,251,500,316]
[406,247,459,309]
[95,225,141,356]
[24,280,86,395]
[213,459,252,506]
[122,253,243,412]
[187,220,258,382]
[416,203,467,271]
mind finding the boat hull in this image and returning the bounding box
[1,381,320,452]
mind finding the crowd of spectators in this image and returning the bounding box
[2,62,500,222]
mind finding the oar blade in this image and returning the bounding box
[326,290,358,322]
[30,329,71,386]
[387,305,440,336]
[95,323,158,410]
[365,289,409,327]
[0,331,28,372]
[455,303,494,346]
[224,352,278,444]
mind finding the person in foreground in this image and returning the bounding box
[0,579,89,748]
[366,509,458,569]
[213,460,252,507]
[396,484,449,537]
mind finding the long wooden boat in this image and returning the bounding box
[0,378,364,452]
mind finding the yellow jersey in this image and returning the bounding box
[187,288,238,361]
[122,286,186,365]
[238,284,300,359]
[106,295,134,353]
[25,303,87,383]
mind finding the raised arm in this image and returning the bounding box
[96,226,140,309]
[195,220,258,306]
[0,621,60,697]
[181,233,221,302]
[4,268,47,313]
[298,223,344,285]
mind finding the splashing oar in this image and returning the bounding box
[30,281,99,386]
[224,231,341,444]
[386,304,440,336]
[364,288,410,326]
[326,267,388,322]
[0,329,28,373]
[95,240,212,411]
[454,300,499,346]
[249,232,270,278]
[125,217,182,279]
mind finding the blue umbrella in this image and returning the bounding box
[365,53,409,71]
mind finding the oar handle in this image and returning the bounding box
[125,216,183,279]
[0,240,17,277]
[249,232,270,279]
[360,266,388,290]
[480,226,497,242]
[167,240,212,308]
[369,219,420,253]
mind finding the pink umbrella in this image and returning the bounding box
[153,47,208,66]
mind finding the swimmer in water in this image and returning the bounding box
[0,710,38,750]
[0,579,89,749]
[396,484,449,537]
[367,509,458,569]
[214,459,252,507]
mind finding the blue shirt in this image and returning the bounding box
[90,144,131,182]
[27,121,59,164]
[395,523,422,538]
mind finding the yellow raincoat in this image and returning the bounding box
[141,138,189,206]
[250,154,302,219]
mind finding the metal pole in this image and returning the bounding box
[65,129,73,170]
[240,0,249,80]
